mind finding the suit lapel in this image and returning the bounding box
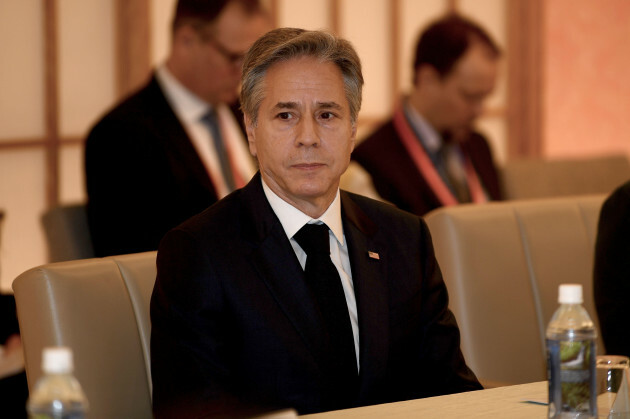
[340,193,389,397]
[241,175,330,366]
[239,179,391,388]
[146,76,218,197]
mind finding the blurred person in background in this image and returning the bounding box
[594,180,630,358]
[85,0,270,257]
[345,14,503,216]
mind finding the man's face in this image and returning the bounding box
[245,57,357,216]
[184,2,269,105]
[424,42,498,139]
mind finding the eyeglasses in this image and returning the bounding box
[202,33,246,66]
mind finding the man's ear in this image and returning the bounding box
[244,114,257,157]
[173,25,199,49]
[416,64,441,87]
[349,123,357,153]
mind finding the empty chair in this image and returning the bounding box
[12,251,156,419]
[425,194,606,387]
[41,203,94,262]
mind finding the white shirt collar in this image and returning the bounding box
[155,64,210,124]
[404,100,443,154]
[261,177,345,246]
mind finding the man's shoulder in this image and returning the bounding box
[353,119,404,169]
[613,179,630,198]
[85,76,177,149]
[170,187,262,249]
[463,130,498,158]
[342,190,420,228]
[178,190,243,228]
[96,76,165,124]
[467,130,491,145]
[355,118,397,151]
[604,179,630,211]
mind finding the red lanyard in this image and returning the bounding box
[392,106,486,206]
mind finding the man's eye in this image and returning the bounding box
[277,112,292,120]
[320,112,335,120]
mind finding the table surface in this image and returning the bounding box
[302,381,548,418]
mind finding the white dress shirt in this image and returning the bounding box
[155,65,256,198]
[261,178,360,369]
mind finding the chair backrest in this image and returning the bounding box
[41,203,94,262]
[424,194,607,388]
[12,251,156,419]
[500,155,630,200]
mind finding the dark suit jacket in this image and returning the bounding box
[594,180,630,357]
[150,172,481,417]
[352,119,503,216]
[85,74,246,257]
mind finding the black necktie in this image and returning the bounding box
[200,110,236,192]
[293,223,358,406]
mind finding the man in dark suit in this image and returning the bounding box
[347,14,502,216]
[150,27,481,417]
[85,0,269,257]
[594,180,630,358]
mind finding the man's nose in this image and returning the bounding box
[296,117,320,147]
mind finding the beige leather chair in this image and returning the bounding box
[425,194,607,388]
[500,155,630,200]
[12,251,156,419]
[41,203,94,262]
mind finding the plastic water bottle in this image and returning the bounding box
[27,346,88,419]
[547,284,597,418]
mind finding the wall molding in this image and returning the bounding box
[507,0,544,159]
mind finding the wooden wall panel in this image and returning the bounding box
[340,0,392,120]
[507,0,543,158]
[544,0,630,159]
[277,0,331,30]
[0,1,46,139]
[58,0,116,137]
[116,0,151,97]
[150,0,177,66]
[0,150,47,291]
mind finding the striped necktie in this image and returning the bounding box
[200,109,236,192]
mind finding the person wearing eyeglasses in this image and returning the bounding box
[85,0,271,257]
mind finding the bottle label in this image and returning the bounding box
[547,339,596,417]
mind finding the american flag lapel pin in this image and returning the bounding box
[368,251,380,260]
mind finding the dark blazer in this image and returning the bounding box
[150,173,481,417]
[85,74,245,257]
[594,180,630,357]
[352,119,503,216]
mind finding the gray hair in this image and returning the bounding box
[240,27,363,125]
